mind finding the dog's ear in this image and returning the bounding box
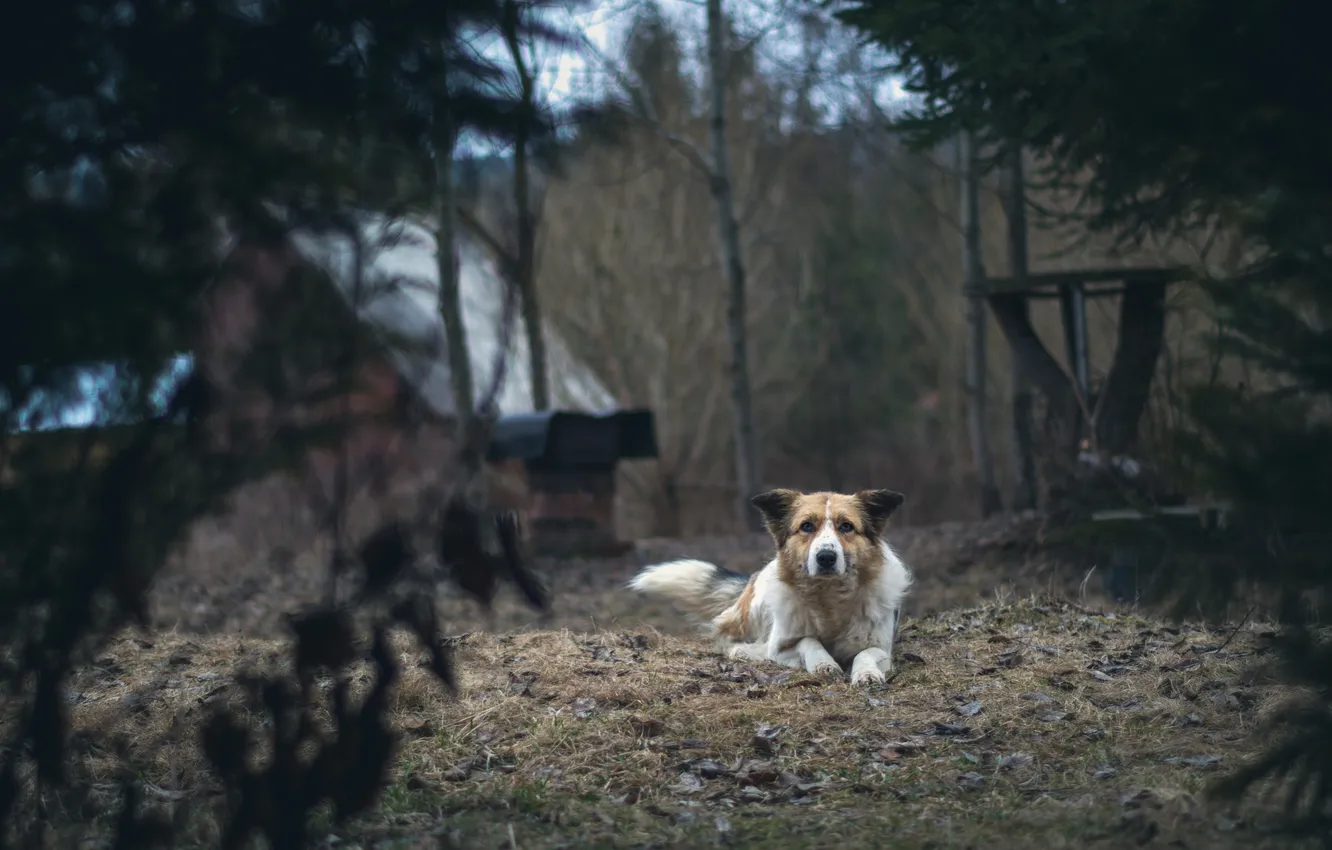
[751,489,799,545]
[855,489,905,534]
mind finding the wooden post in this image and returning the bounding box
[1064,287,1091,398]
[1003,144,1038,511]
[1057,236,1091,447]
[960,132,1002,518]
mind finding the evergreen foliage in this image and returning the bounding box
[836,0,1332,834]
[0,0,581,845]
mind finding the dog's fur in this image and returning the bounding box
[628,488,911,685]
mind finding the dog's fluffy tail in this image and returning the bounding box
[627,559,750,623]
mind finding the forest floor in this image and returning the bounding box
[24,516,1314,848]
[57,598,1306,849]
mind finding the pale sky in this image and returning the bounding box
[470,0,909,144]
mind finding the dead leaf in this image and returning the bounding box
[507,671,539,697]
[1121,789,1163,809]
[682,758,730,779]
[996,752,1032,770]
[1211,690,1254,712]
[751,724,784,755]
[956,700,983,717]
[931,722,971,736]
[1088,670,1113,682]
[779,771,825,797]
[881,739,928,756]
[400,716,434,737]
[629,715,665,738]
[572,696,597,719]
[619,633,650,651]
[956,771,985,791]
[738,761,782,787]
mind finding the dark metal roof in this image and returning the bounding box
[487,408,659,467]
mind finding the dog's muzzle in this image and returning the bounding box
[814,549,839,575]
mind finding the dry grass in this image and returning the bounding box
[41,597,1313,848]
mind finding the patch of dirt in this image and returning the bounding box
[44,599,1310,848]
[150,513,1090,638]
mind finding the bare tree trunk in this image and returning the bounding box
[433,109,478,480]
[1003,144,1038,511]
[960,131,1003,518]
[705,0,761,530]
[502,2,551,411]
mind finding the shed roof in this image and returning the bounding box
[488,409,659,466]
[282,211,616,418]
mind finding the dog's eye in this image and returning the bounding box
[838,522,856,534]
[799,521,816,533]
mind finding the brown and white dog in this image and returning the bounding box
[628,488,911,685]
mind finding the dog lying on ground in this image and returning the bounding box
[628,488,911,685]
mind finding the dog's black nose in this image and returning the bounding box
[815,550,838,572]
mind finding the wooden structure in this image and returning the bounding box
[488,410,659,557]
[1091,502,1232,528]
[966,265,1189,459]
[958,138,1193,506]
[967,267,1187,411]
[957,142,1192,517]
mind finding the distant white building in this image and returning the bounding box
[6,211,616,431]
[284,211,616,417]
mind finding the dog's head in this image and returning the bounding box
[751,488,904,580]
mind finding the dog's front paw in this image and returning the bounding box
[851,666,886,686]
[812,661,844,680]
